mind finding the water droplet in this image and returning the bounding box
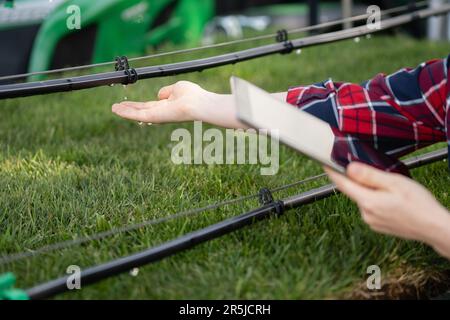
[138,122,144,126]
[109,84,115,87]
[130,268,139,277]
[296,49,302,55]
[366,34,372,39]
[124,96,128,100]
[354,37,360,43]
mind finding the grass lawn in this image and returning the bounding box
[0,35,449,299]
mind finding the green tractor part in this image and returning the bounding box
[0,273,29,300]
[0,0,214,77]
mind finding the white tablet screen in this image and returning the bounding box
[231,76,346,173]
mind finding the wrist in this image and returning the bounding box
[198,92,247,129]
[187,89,213,119]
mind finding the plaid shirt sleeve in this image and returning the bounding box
[286,55,449,174]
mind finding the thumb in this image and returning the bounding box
[347,162,399,190]
[158,84,174,100]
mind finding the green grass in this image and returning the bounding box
[0,35,449,299]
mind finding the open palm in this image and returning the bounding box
[112,81,207,124]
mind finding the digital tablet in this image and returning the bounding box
[231,76,346,174]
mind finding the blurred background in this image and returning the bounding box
[0,0,449,78]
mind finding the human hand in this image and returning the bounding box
[324,162,450,257]
[112,80,246,129]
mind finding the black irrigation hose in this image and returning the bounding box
[0,0,429,82]
[1,4,450,100]
[25,148,448,300]
[0,172,327,265]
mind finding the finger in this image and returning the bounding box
[359,208,390,233]
[113,101,158,110]
[158,85,174,100]
[360,208,375,226]
[112,100,184,123]
[112,103,149,122]
[112,101,147,110]
[367,223,390,235]
[346,162,401,190]
[324,166,376,204]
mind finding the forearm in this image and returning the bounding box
[196,91,287,129]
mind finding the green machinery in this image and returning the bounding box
[0,0,214,77]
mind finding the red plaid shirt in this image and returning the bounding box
[286,55,449,175]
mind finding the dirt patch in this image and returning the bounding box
[346,266,450,300]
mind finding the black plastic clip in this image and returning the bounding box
[115,56,130,71]
[276,29,288,42]
[259,188,274,205]
[259,188,285,215]
[273,200,285,215]
[124,68,138,84]
[276,29,294,54]
[115,56,138,85]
